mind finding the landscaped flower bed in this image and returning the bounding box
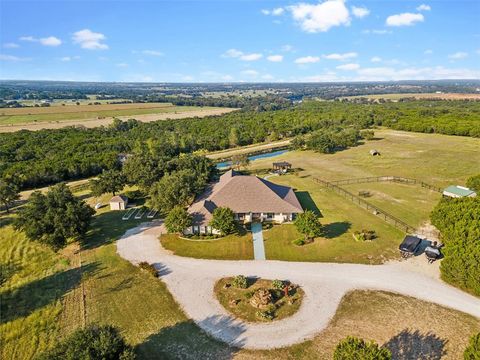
[214,276,304,322]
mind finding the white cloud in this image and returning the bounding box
[262,74,275,80]
[281,44,294,52]
[371,56,382,62]
[116,63,129,68]
[222,75,234,81]
[222,49,243,58]
[351,6,370,18]
[3,42,19,48]
[424,49,433,55]
[0,54,30,61]
[142,50,163,56]
[323,52,358,61]
[417,4,431,11]
[240,53,263,61]
[448,52,468,60]
[40,36,62,46]
[60,56,72,61]
[222,49,262,61]
[241,69,259,77]
[19,35,61,46]
[336,63,360,70]
[267,55,283,62]
[295,56,320,64]
[386,13,424,26]
[262,7,284,16]
[288,0,351,33]
[19,36,36,42]
[363,29,391,35]
[72,29,108,50]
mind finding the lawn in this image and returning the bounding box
[161,231,254,260]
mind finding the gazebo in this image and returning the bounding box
[272,161,292,173]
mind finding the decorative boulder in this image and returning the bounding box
[250,288,273,309]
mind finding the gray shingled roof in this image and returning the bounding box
[188,170,303,226]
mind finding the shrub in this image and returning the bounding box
[466,174,480,192]
[244,290,255,299]
[293,238,306,246]
[272,279,284,290]
[464,332,480,359]
[256,307,275,320]
[37,324,136,360]
[138,261,158,278]
[334,336,391,360]
[232,275,248,289]
[354,229,376,241]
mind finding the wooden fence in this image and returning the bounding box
[313,177,418,234]
[327,176,443,193]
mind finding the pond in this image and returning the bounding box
[216,149,290,169]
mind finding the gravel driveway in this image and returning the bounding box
[117,222,480,350]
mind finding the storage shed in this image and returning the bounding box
[442,185,477,198]
[110,195,128,210]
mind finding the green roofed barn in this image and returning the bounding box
[442,185,477,198]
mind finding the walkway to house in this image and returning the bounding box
[116,222,480,350]
[251,222,266,260]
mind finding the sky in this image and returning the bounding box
[1,0,479,82]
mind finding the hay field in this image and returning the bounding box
[0,105,236,132]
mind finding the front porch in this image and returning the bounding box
[235,212,296,224]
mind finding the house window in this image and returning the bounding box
[238,213,245,220]
[266,213,274,219]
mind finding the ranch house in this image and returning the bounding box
[186,170,303,235]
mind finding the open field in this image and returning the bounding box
[341,92,480,101]
[207,139,291,160]
[0,102,173,116]
[0,103,236,131]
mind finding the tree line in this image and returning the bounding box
[1,100,479,190]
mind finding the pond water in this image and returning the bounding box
[216,149,290,169]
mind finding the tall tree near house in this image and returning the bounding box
[89,169,126,197]
[294,210,322,242]
[14,183,95,250]
[148,170,197,215]
[0,179,20,213]
[165,206,193,234]
[209,207,236,236]
[231,154,250,170]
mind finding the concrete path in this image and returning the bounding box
[117,222,480,350]
[251,222,266,260]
